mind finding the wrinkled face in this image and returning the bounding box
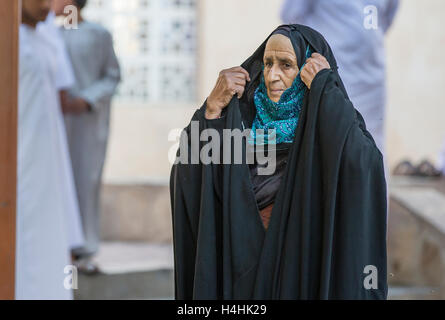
[22,0,52,23]
[52,0,74,16]
[263,34,299,102]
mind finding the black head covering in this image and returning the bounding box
[270,25,308,69]
[241,24,346,127]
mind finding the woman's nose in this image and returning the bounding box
[268,65,281,82]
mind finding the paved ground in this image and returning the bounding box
[74,242,174,300]
[388,286,443,300]
[91,242,173,274]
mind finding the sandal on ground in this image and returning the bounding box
[74,258,100,276]
[393,160,417,176]
[415,159,442,178]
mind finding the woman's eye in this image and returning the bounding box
[265,62,272,67]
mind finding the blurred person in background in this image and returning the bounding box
[439,138,445,175]
[17,0,80,299]
[281,0,399,155]
[53,0,121,273]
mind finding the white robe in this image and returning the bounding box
[281,0,399,154]
[37,12,85,250]
[16,24,78,300]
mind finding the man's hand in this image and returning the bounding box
[206,66,251,119]
[61,96,90,114]
[301,53,330,89]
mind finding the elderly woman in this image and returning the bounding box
[170,25,387,300]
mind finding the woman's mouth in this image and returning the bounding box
[270,89,284,94]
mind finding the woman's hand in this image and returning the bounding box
[206,66,251,119]
[301,53,330,89]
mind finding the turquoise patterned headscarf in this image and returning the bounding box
[249,45,313,145]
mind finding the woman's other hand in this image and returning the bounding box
[301,53,330,89]
[206,66,251,119]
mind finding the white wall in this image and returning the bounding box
[103,103,196,184]
[197,0,283,102]
[386,0,445,170]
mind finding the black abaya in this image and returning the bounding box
[170,24,387,300]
